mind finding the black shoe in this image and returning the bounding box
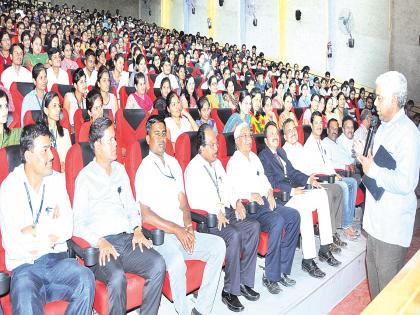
[262,274,282,294]
[279,273,296,287]
[333,233,347,247]
[329,243,342,254]
[318,250,342,267]
[191,308,203,315]
[240,284,260,301]
[221,291,244,312]
[301,259,326,278]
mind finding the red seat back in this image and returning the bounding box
[174,131,198,173]
[119,86,136,109]
[74,109,114,143]
[9,82,35,127]
[211,108,233,133]
[51,83,73,104]
[23,109,71,134]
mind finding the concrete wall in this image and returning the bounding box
[390,0,420,102]
[52,0,139,18]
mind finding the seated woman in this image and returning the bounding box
[63,68,87,131]
[21,63,47,126]
[297,83,311,108]
[180,76,198,109]
[153,77,172,112]
[206,75,225,109]
[324,97,339,127]
[109,53,129,95]
[272,81,285,110]
[262,96,277,124]
[223,90,252,133]
[61,41,79,71]
[42,91,71,171]
[196,96,218,134]
[302,94,320,126]
[95,65,118,115]
[22,35,49,71]
[222,78,239,110]
[125,72,153,112]
[164,91,198,148]
[129,54,149,89]
[0,90,21,148]
[278,92,298,128]
[334,92,347,126]
[250,88,265,134]
[78,89,104,142]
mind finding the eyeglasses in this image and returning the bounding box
[238,133,253,140]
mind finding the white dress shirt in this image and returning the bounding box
[282,141,308,174]
[322,137,352,169]
[0,65,32,89]
[303,134,336,175]
[46,67,70,91]
[337,134,355,164]
[226,150,272,200]
[135,151,185,227]
[353,124,369,145]
[363,109,420,247]
[0,165,72,270]
[185,154,238,214]
[73,159,141,246]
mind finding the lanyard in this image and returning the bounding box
[154,161,175,180]
[316,140,326,164]
[203,165,222,202]
[36,94,43,111]
[24,182,45,225]
[50,128,58,149]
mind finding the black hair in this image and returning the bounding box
[342,115,355,128]
[0,90,10,136]
[146,114,166,135]
[20,123,52,163]
[86,88,103,113]
[263,120,278,138]
[281,117,295,134]
[47,47,60,59]
[95,65,109,89]
[72,68,86,92]
[159,77,171,97]
[182,76,198,107]
[165,91,178,116]
[197,96,210,112]
[89,116,112,150]
[197,123,213,153]
[42,91,64,137]
[84,48,95,62]
[32,63,46,80]
[311,93,320,101]
[134,72,146,86]
[327,118,338,129]
[310,111,323,124]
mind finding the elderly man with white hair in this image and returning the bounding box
[356,71,420,298]
[226,122,301,295]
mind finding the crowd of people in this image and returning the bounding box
[0,1,419,315]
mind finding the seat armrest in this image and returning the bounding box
[67,237,99,267]
[0,271,11,296]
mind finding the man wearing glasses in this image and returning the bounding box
[226,123,300,295]
[136,116,225,315]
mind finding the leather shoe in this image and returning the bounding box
[240,284,260,301]
[302,259,326,278]
[318,250,342,267]
[262,274,282,294]
[333,233,347,247]
[221,291,244,312]
[329,243,342,254]
[279,273,296,287]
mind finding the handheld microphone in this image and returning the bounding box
[117,186,122,194]
[363,126,374,157]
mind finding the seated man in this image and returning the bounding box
[0,124,95,314]
[0,43,32,90]
[259,122,340,279]
[46,47,69,91]
[303,112,359,240]
[185,124,260,312]
[282,118,347,248]
[227,123,300,294]
[135,116,225,315]
[353,109,373,146]
[73,117,165,315]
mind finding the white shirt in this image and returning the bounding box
[46,67,69,91]
[322,137,352,169]
[135,151,185,227]
[154,73,179,90]
[0,165,72,270]
[83,68,98,87]
[282,141,308,174]
[226,150,272,200]
[0,65,32,90]
[303,134,336,175]
[73,159,140,246]
[164,116,193,143]
[363,109,420,247]
[353,124,369,146]
[336,134,355,164]
[185,154,237,214]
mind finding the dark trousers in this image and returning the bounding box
[322,183,343,233]
[366,234,408,299]
[11,252,95,315]
[247,197,300,282]
[90,233,166,315]
[209,208,260,295]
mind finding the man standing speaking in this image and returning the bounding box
[356,71,420,298]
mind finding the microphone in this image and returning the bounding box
[117,186,124,208]
[117,186,122,194]
[363,126,374,157]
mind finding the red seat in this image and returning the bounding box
[50,83,73,104]
[115,109,149,161]
[124,138,206,303]
[0,145,67,314]
[119,86,136,109]
[174,132,199,173]
[74,109,114,143]
[23,109,71,133]
[65,142,146,314]
[216,132,236,169]
[9,82,35,128]
[211,108,234,133]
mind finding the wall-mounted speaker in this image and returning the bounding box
[253,18,257,27]
[219,0,224,6]
[295,10,301,21]
[192,7,195,14]
[348,38,355,48]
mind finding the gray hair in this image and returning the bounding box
[375,71,407,108]
[234,122,250,139]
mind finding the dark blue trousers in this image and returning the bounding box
[11,252,95,315]
[247,197,300,282]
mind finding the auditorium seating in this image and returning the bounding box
[9,82,35,127]
[74,109,114,143]
[23,109,71,134]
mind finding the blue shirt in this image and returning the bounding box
[363,109,420,247]
[21,90,43,126]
